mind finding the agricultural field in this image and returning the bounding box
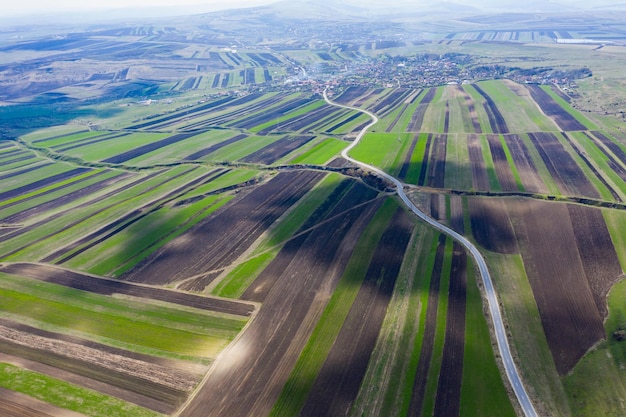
[1,5,626,417]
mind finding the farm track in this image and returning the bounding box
[0,263,255,316]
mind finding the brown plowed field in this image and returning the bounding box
[468,197,518,254]
[0,263,254,316]
[408,88,436,132]
[503,134,547,193]
[459,85,482,133]
[178,198,384,417]
[472,84,509,134]
[408,234,447,417]
[124,171,324,287]
[486,134,518,191]
[0,327,190,406]
[243,181,378,303]
[300,208,414,417]
[426,134,447,188]
[398,134,419,180]
[467,134,490,191]
[528,132,599,198]
[417,134,433,186]
[567,205,623,318]
[506,199,605,374]
[241,135,316,164]
[526,85,587,131]
[449,195,464,234]
[433,242,467,417]
[585,132,626,182]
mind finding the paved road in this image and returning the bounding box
[324,88,539,417]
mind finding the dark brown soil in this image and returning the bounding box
[433,242,467,417]
[486,134,518,191]
[526,85,587,131]
[398,134,419,180]
[0,263,254,316]
[408,234,447,417]
[527,132,600,198]
[468,197,518,254]
[426,134,447,188]
[299,208,414,417]
[241,135,315,164]
[408,88,436,132]
[507,199,605,374]
[503,134,547,194]
[177,197,384,417]
[567,204,624,318]
[124,171,324,287]
[472,84,509,134]
[467,134,490,191]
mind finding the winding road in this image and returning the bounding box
[324,87,539,417]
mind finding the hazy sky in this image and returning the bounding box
[3,0,621,17]
[3,0,276,16]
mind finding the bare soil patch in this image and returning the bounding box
[472,84,509,134]
[528,132,599,198]
[433,242,467,417]
[178,195,383,417]
[506,199,605,374]
[503,134,548,194]
[408,234,447,417]
[241,135,315,165]
[426,134,447,188]
[486,134,518,191]
[526,85,586,131]
[124,171,324,289]
[466,134,490,191]
[0,263,254,316]
[299,208,414,417]
[468,197,518,254]
[567,204,623,318]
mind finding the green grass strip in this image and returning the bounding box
[0,273,245,358]
[419,236,453,417]
[269,198,398,417]
[499,134,525,191]
[289,138,347,165]
[459,257,516,417]
[479,135,501,191]
[0,363,162,417]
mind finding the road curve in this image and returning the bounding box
[324,88,538,417]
